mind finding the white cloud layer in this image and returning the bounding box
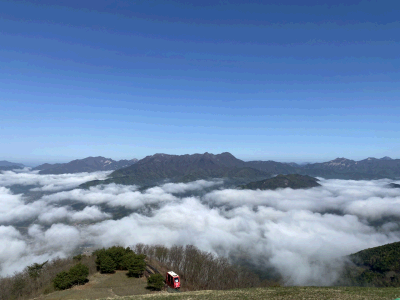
[0,169,110,191]
[1,171,400,286]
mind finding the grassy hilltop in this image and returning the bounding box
[40,282,400,300]
[239,174,321,190]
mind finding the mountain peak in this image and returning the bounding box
[365,157,377,161]
[330,157,351,162]
[380,156,393,160]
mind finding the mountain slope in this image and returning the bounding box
[240,174,321,190]
[245,160,300,174]
[0,165,24,171]
[340,241,400,287]
[0,160,24,167]
[32,163,63,171]
[82,152,270,187]
[37,157,138,174]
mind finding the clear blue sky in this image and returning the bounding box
[1,0,399,165]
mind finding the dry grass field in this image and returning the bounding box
[112,287,400,300]
[36,271,153,300]
[32,271,400,300]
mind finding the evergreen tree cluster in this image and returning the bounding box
[53,263,89,290]
[147,273,165,290]
[94,246,146,277]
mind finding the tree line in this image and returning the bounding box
[0,255,97,300]
[94,246,146,277]
[132,244,261,290]
[0,243,271,299]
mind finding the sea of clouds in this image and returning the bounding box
[1,169,400,285]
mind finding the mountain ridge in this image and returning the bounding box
[80,152,400,188]
[0,160,24,167]
[34,156,138,174]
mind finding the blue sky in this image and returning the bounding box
[1,0,399,165]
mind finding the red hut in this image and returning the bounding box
[166,271,180,289]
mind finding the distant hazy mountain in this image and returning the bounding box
[245,160,299,174]
[0,166,24,171]
[36,157,138,174]
[0,160,24,167]
[32,163,63,171]
[81,152,270,188]
[239,174,321,190]
[0,160,24,170]
[302,157,400,179]
[80,152,400,188]
[380,156,393,160]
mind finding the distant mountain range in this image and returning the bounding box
[80,152,400,188]
[33,157,138,174]
[2,153,400,185]
[0,160,24,171]
[299,157,400,179]
[81,152,270,188]
[239,174,321,190]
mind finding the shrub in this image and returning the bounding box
[106,246,132,270]
[147,273,164,290]
[53,271,72,290]
[69,263,89,285]
[122,253,146,277]
[99,255,116,274]
[53,263,89,290]
[73,254,82,261]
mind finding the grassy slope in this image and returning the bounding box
[108,287,400,300]
[42,271,152,300]
[38,270,400,300]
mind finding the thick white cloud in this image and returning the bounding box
[159,179,223,193]
[43,184,177,209]
[0,186,111,225]
[0,187,47,224]
[80,197,400,285]
[0,169,110,191]
[38,206,111,224]
[205,178,400,220]
[1,173,400,286]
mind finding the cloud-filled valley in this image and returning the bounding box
[1,169,400,285]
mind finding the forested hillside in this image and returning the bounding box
[340,242,400,287]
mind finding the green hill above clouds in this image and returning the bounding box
[239,174,321,190]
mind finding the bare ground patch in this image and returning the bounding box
[40,271,152,300]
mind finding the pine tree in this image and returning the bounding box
[147,273,164,290]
